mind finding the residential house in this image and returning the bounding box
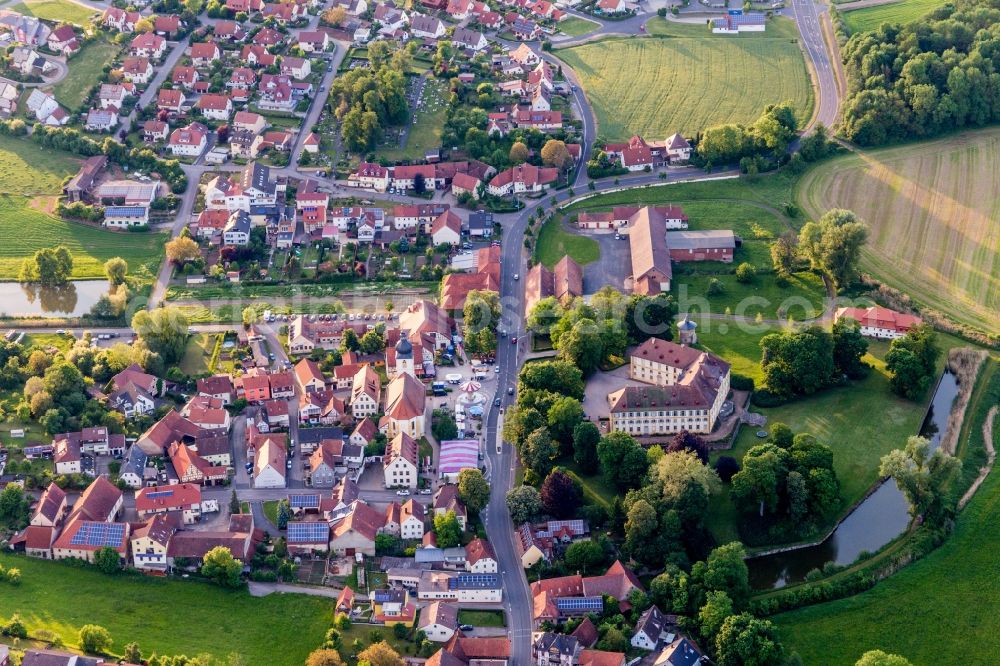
[488,164,558,196]
[329,500,384,555]
[452,27,488,51]
[350,365,381,418]
[295,358,327,394]
[136,483,203,524]
[169,442,228,485]
[190,40,221,66]
[431,210,463,246]
[157,87,186,112]
[130,33,166,59]
[631,605,675,651]
[834,306,923,339]
[280,56,311,80]
[169,122,209,157]
[410,13,445,38]
[233,110,267,134]
[254,437,287,488]
[525,254,582,314]
[433,485,467,530]
[119,445,153,489]
[400,498,425,539]
[197,375,235,405]
[419,601,458,642]
[383,432,419,488]
[25,89,68,125]
[130,513,177,571]
[297,29,330,52]
[122,57,153,85]
[465,537,498,573]
[196,93,232,121]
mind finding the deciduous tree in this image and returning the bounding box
[540,469,582,518]
[457,468,490,514]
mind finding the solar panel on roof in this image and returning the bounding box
[24,445,53,455]
[289,494,321,509]
[146,490,175,499]
[69,522,126,547]
[286,521,329,542]
[555,596,604,611]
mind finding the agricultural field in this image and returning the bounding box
[53,39,122,111]
[534,217,600,268]
[377,77,448,162]
[796,128,1000,334]
[9,0,97,25]
[0,135,167,281]
[0,552,331,663]
[840,0,942,33]
[774,363,1000,664]
[557,18,812,139]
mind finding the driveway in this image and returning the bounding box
[581,364,641,423]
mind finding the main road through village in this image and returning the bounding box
[22,0,844,659]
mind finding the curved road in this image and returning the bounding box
[791,0,841,130]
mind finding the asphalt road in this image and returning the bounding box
[791,0,841,130]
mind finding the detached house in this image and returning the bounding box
[122,57,154,85]
[197,93,232,121]
[169,122,209,157]
[383,432,419,489]
[130,33,166,59]
[350,365,381,418]
[190,41,221,67]
[157,87,186,112]
[452,27,488,52]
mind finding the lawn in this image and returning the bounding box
[796,127,1000,334]
[773,364,1000,664]
[377,77,448,162]
[674,270,827,322]
[840,0,942,33]
[554,455,617,509]
[557,18,812,139]
[179,333,213,376]
[457,609,507,627]
[0,552,331,663]
[558,16,600,36]
[9,0,97,25]
[0,134,80,196]
[54,39,122,111]
[534,217,600,268]
[705,331,981,545]
[263,500,281,526]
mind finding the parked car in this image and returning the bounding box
[396,489,410,496]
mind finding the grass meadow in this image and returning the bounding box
[796,127,1000,334]
[0,135,167,281]
[54,39,122,111]
[774,361,1000,664]
[557,18,812,139]
[0,552,332,663]
[10,0,97,24]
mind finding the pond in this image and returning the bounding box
[747,370,961,589]
[0,280,110,317]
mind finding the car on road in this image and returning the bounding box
[420,488,432,495]
[507,386,514,395]
[396,489,410,496]
[494,366,500,373]
[511,336,517,344]
[459,624,474,632]
[513,273,519,280]
[286,459,292,470]
[494,397,501,406]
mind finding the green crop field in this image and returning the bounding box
[774,363,1000,664]
[0,135,167,281]
[557,18,812,139]
[54,39,122,111]
[841,0,943,33]
[796,128,1000,334]
[0,552,331,663]
[10,0,97,25]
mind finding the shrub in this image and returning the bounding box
[706,278,725,297]
[730,373,755,391]
[752,389,787,408]
[735,262,756,283]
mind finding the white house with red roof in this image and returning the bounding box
[169,122,209,156]
[488,163,558,196]
[834,306,923,339]
[196,93,232,120]
[130,33,166,59]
